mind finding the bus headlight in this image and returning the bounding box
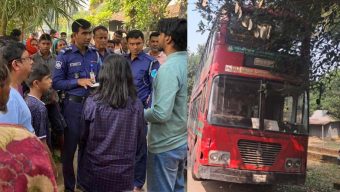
[285,158,301,170]
[285,160,293,168]
[220,154,230,162]
[210,152,219,161]
[209,150,230,165]
[294,160,301,168]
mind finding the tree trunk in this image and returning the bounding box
[178,0,187,18]
[302,25,312,83]
[21,21,26,42]
[0,0,9,36]
[1,16,8,36]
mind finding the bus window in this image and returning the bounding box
[296,94,304,124]
[207,75,308,135]
[193,32,215,90]
[264,82,308,134]
[200,85,207,113]
[189,95,202,134]
[283,96,293,122]
[207,76,260,128]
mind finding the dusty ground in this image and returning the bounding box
[54,137,340,192]
[309,136,340,150]
[276,160,340,192]
[187,160,340,192]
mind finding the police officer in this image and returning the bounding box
[52,19,100,192]
[92,25,113,62]
[125,29,160,192]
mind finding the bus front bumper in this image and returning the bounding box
[197,165,306,185]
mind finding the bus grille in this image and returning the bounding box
[238,140,282,167]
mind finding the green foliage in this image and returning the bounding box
[73,0,114,27]
[309,90,319,114]
[76,0,173,32]
[61,0,179,33]
[195,0,340,84]
[106,0,122,13]
[56,17,69,33]
[74,0,173,31]
[276,161,340,192]
[0,0,83,35]
[188,44,205,99]
[90,0,103,7]
[310,70,340,118]
[123,0,171,30]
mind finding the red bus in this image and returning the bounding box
[188,5,309,185]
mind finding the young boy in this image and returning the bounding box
[25,63,58,178]
[25,64,52,145]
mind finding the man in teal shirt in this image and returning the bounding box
[144,17,187,192]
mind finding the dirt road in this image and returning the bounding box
[187,169,274,192]
[187,160,340,192]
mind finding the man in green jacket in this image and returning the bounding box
[144,17,187,192]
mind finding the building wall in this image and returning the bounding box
[309,125,323,138]
[309,123,340,139]
[327,122,340,139]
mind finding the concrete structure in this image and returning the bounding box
[109,12,124,33]
[309,110,340,139]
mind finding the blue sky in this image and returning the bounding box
[188,0,209,53]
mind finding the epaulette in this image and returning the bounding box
[60,46,73,54]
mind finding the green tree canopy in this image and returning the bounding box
[195,0,340,85]
[188,44,205,98]
[0,0,84,35]
[66,0,184,33]
[310,70,340,118]
[107,0,187,30]
[123,0,171,30]
[72,1,113,27]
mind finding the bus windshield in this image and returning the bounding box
[207,75,308,135]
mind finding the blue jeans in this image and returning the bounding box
[147,144,187,192]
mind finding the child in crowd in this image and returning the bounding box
[25,63,57,177]
[25,64,52,146]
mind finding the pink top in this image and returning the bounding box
[148,51,167,65]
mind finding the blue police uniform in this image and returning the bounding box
[53,45,100,96]
[52,44,100,191]
[126,52,160,107]
[126,51,160,189]
[97,48,114,63]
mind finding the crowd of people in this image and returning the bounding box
[0,17,187,192]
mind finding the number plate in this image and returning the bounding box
[253,174,267,183]
[254,58,274,68]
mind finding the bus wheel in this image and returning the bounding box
[191,143,201,181]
